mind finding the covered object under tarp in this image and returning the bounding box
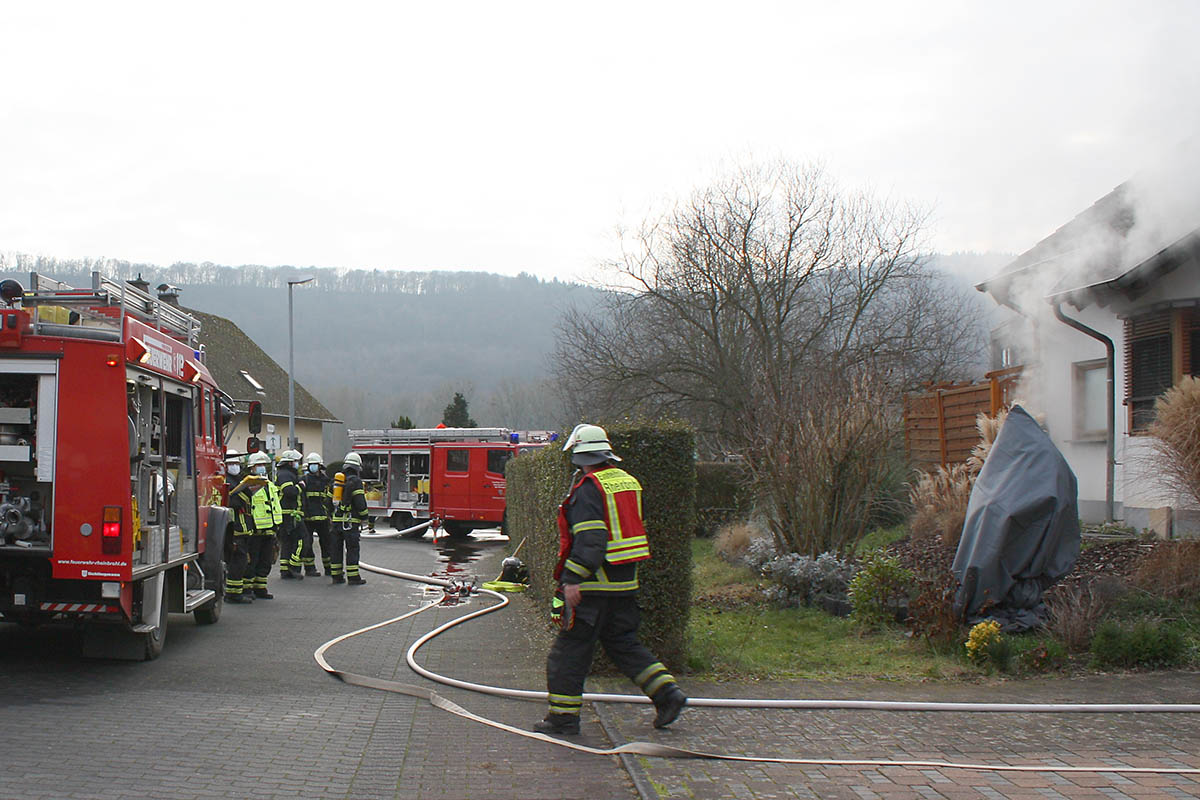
[952,405,1081,631]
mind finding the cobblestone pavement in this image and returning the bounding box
[3,535,1199,800]
[0,534,635,800]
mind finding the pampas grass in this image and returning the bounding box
[1149,376,1200,506]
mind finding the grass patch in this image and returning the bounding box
[686,603,967,679]
[687,535,966,679]
[691,537,760,593]
[855,523,908,555]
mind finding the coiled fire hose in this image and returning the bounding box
[313,561,1200,776]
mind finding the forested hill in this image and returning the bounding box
[0,254,605,433]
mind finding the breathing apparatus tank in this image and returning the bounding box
[332,472,346,505]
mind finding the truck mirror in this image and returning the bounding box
[248,401,262,435]
[247,436,263,454]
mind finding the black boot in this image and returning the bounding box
[532,713,580,735]
[280,570,296,580]
[253,589,274,600]
[290,565,304,580]
[652,686,687,729]
[305,567,320,577]
[347,575,366,585]
[331,574,345,584]
[226,593,250,604]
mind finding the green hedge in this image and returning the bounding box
[694,461,751,536]
[505,420,696,670]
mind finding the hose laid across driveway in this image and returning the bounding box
[312,561,1200,775]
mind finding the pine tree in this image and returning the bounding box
[441,392,476,427]
[391,415,415,429]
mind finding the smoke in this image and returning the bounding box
[982,135,1200,415]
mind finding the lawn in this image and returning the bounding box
[685,538,969,679]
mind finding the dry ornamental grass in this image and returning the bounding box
[1149,376,1200,505]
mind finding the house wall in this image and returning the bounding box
[1011,264,1199,536]
[226,412,328,460]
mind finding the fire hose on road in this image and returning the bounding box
[313,560,1200,776]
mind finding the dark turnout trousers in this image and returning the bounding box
[546,593,676,717]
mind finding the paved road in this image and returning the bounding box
[3,534,1200,800]
[0,534,636,800]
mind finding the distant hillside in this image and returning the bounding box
[0,255,605,441]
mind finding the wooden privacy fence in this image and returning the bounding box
[903,366,1023,470]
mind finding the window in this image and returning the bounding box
[446,449,470,472]
[1072,359,1107,440]
[487,449,512,475]
[1125,311,1172,433]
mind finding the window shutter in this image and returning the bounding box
[1125,311,1173,432]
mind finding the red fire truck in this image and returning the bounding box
[348,427,550,538]
[0,272,228,660]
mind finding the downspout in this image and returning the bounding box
[1051,302,1115,523]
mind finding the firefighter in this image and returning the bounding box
[224,448,244,490]
[228,451,282,600]
[299,451,332,577]
[275,449,306,580]
[534,424,686,736]
[329,451,368,585]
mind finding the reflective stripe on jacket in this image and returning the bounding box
[554,466,650,592]
[249,481,283,532]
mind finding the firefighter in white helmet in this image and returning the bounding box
[534,424,686,735]
[275,449,307,580]
[298,452,331,576]
[227,450,283,601]
[329,451,369,585]
[224,447,244,491]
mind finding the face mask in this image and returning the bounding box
[227,464,241,476]
[254,466,268,477]
[308,464,319,473]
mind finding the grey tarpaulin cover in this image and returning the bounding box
[952,405,1081,631]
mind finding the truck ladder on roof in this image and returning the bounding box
[21,271,201,345]
[348,427,513,447]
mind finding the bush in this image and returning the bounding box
[1045,578,1126,653]
[907,572,963,651]
[964,619,1014,671]
[908,464,973,548]
[848,551,914,628]
[1089,619,1189,669]
[695,462,752,537]
[1016,639,1067,673]
[1149,376,1200,505]
[1132,541,1200,599]
[761,552,855,610]
[713,521,761,563]
[742,537,779,573]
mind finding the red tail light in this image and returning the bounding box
[101,506,122,555]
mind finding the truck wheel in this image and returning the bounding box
[142,590,168,661]
[194,562,225,625]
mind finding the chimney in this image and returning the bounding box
[156,284,181,306]
[127,273,151,294]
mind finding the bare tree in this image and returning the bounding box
[554,161,983,553]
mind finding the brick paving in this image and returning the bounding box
[2,534,1199,799]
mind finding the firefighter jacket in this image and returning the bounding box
[555,466,651,595]
[276,465,303,529]
[229,479,283,535]
[300,469,332,522]
[332,469,369,528]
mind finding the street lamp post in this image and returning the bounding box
[287,276,314,450]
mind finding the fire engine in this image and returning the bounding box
[0,272,228,660]
[347,427,550,538]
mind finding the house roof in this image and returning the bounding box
[977,140,1200,311]
[185,306,340,423]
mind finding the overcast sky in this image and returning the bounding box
[2,2,1197,283]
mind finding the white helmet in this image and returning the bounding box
[304,451,323,466]
[342,452,362,469]
[561,423,622,466]
[247,451,272,467]
[277,449,302,465]
[225,447,242,462]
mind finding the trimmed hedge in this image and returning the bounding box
[694,461,751,536]
[505,420,696,670]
